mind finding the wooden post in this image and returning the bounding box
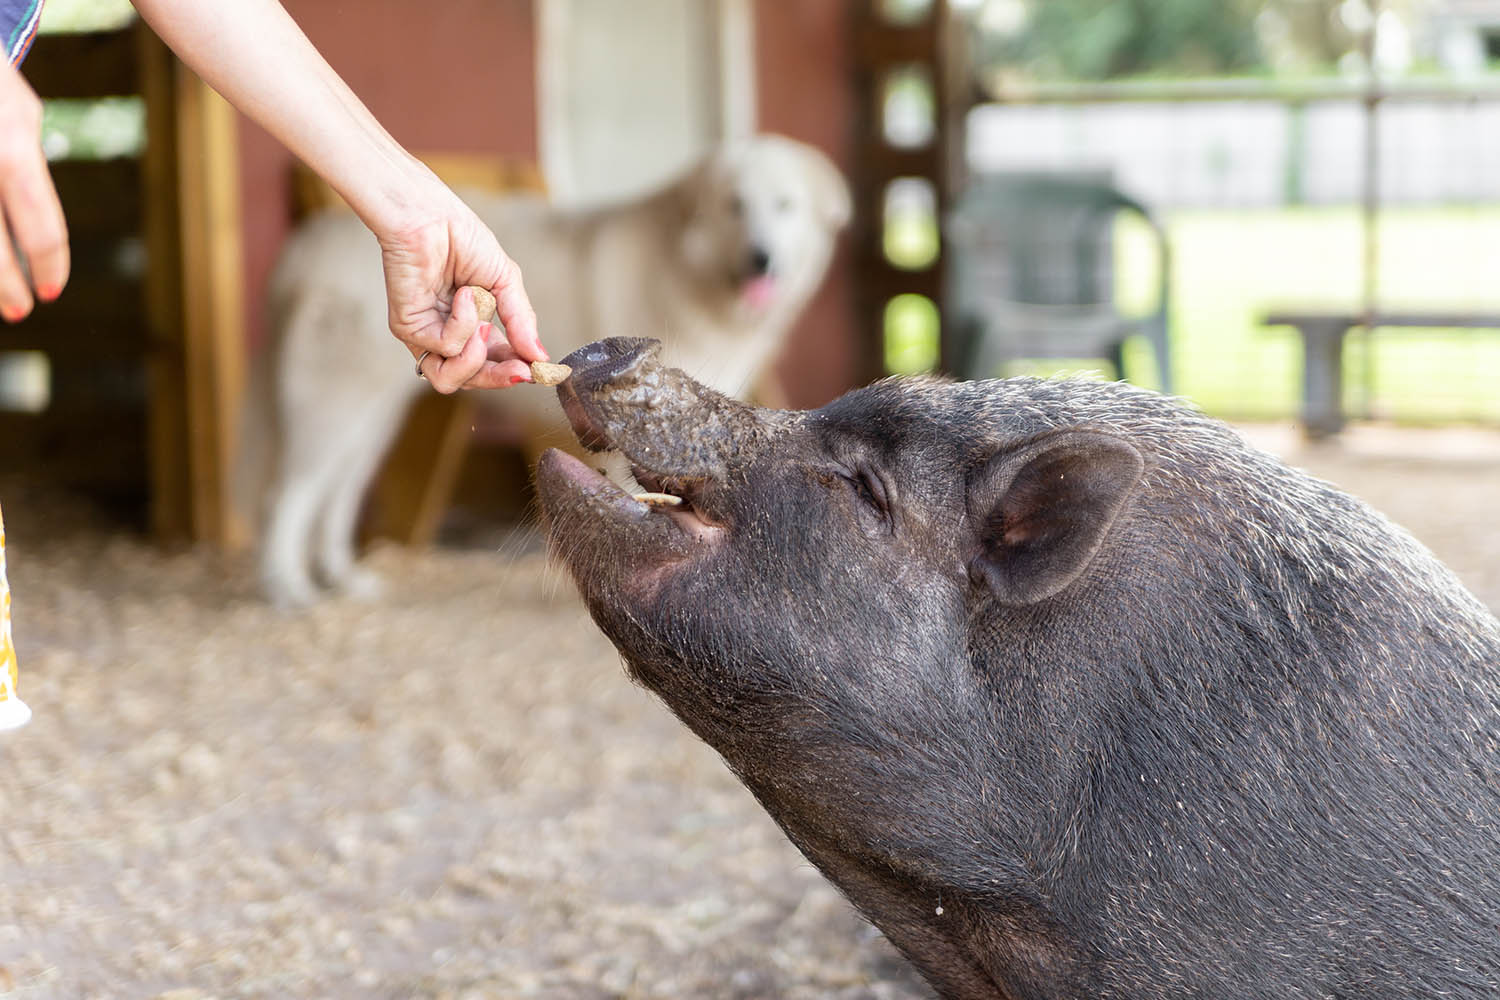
[139,25,190,542]
[364,393,479,547]
[140,25,247,547]
[851,0,960,384]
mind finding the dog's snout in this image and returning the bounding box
[747,246,771,277]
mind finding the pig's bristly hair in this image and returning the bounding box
[885,376,1500,993]
[544,368,1500,998]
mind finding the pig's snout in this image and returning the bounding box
[559,337,660,392]
[554,337,663,451]
[552,335,785,478]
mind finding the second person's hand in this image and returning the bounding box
[0,59,69,323]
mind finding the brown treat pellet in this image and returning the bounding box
[467,287,497,324]
[530,361,573,386]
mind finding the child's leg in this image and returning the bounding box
[0,505,32,730]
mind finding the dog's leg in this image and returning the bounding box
[260,471,325,609]
[313,395,414,600]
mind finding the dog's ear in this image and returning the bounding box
[672,158,713,224]
[800,146,851,229]
[673,146,737,225]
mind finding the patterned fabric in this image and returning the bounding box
[0,505,31,729]
[3,0,43,66]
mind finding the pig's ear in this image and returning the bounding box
[968,430,1143,605]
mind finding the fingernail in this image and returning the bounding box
[37,283,61,302]
[1,305,24,323]
[477,322,494,339]
[508,375,528,386]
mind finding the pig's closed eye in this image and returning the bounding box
[840,468,890,524]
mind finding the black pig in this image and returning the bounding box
[536,337,1500,999]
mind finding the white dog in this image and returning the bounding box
[251,134,850,607]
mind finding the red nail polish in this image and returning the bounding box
[1,305,24,323]
[508,375,528,385]
[37,283,60,302]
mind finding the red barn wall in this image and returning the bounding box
[237,0,537,353]
[754,0,860,407]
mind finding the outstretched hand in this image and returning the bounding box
[377,186,546,393]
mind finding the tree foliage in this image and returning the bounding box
[981,0,1269,80]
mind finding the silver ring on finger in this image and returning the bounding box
[415,350,432,379]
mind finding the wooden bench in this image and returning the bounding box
[1262,310,1500,438]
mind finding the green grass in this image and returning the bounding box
[1127,206,1500,423]
[887,206,1500,425]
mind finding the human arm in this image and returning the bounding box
[129,0,545,391]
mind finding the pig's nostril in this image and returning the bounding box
[559,337,661,388]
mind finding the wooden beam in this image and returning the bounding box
[173,58,247,548]
[138,25,247,548]
[851,0,958,384]
[139,26,190,543]
[364,393,477,547]
[291,155,546,218]
[855,20,939,64]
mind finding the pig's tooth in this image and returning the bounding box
[633,492,684,507]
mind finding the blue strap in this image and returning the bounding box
[4,0,44,66]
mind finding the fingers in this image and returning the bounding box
[460,357,533,391]
[417,320,488,394]
[1,156,69,313]
[462,318,534,389]
[414,321,538,392]
[378,199,547,379]
[435,284,481,359]
[0,224,29,323]
[490,253,546,363]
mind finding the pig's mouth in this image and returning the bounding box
[536,449,725,549]
[536,339,733,589]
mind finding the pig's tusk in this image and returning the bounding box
[633,492,684,507]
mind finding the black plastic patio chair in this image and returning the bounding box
[943,170,1172,391]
